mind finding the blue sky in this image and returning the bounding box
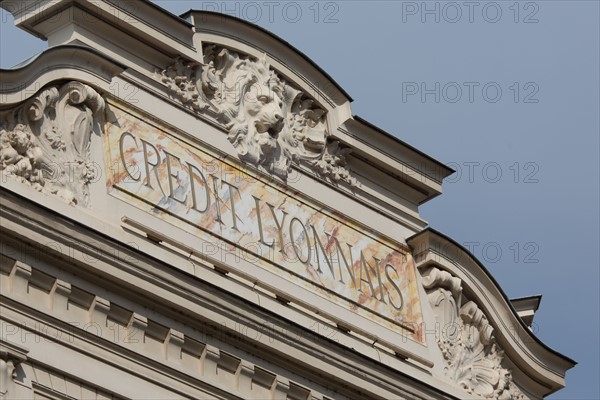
[1,1,598,398]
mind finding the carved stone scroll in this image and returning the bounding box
[0,81,105,207]
[421,266,526,399]
[159,45,357,186]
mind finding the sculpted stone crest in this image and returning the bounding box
[421,267,526,399]
[159,45,357,186]
[0,81,104,207]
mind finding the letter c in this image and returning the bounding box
[119,131,141,181]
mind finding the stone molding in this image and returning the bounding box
[0,189,463,400]
[420,266,526,399]
[30,363,117,400]
[0,254,333,400]
[0,81,104,207]
[159,45,357,186]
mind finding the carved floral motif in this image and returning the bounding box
[0,81,105,207]
[421,267,525,399]
[313,140,356,186]
[159,45,357,186]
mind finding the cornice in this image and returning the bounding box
[1,0,196,54]
[0,44,125,107]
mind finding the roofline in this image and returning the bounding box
[0,44,127,72]
[179,9,353,102]
[143,0,194,27]
[510,294,543,313]
[353,115,456,178]
[407,227,577,366]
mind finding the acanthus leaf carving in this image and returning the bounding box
[421,266,526,399]
[158,45,358,187]
[0,81,105,207]
[312,139,357,187]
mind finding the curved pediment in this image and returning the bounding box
[407,229,576,398]
[181,10,353,109]
[171,11,452,205]
[155,11,359,185]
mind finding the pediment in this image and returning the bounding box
[1,1,451,211]
[407,229,576,398]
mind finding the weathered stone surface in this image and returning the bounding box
[105,101,424,343]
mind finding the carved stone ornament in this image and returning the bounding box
[421,267,526,399]
[159,45,357,186]
[0,339,28,396]
[0,81,104,207]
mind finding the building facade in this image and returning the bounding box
[0,1,574,399]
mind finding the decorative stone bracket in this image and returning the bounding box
[158,45,357,187]
[0,81,105,207]
[420,266,525,399]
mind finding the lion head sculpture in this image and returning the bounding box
[160,45,357,186]
[202,46,302,178]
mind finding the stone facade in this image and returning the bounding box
[0,1,574,399]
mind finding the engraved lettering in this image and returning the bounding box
[289,217,311,264]
[266,202,288,253]
[311,225,336,279]
[385,263,404,311]
[140,139,163,194]
[119,131,140,181]
[163,150,187,205]
[187,162,210,213]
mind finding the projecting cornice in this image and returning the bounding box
[0,45,125,107]
[510,295,542,328]
[0,0,196,56]
[407,228,576,398]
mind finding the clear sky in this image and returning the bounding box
[1,1,598,398]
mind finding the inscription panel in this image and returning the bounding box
[104,101,424,343]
